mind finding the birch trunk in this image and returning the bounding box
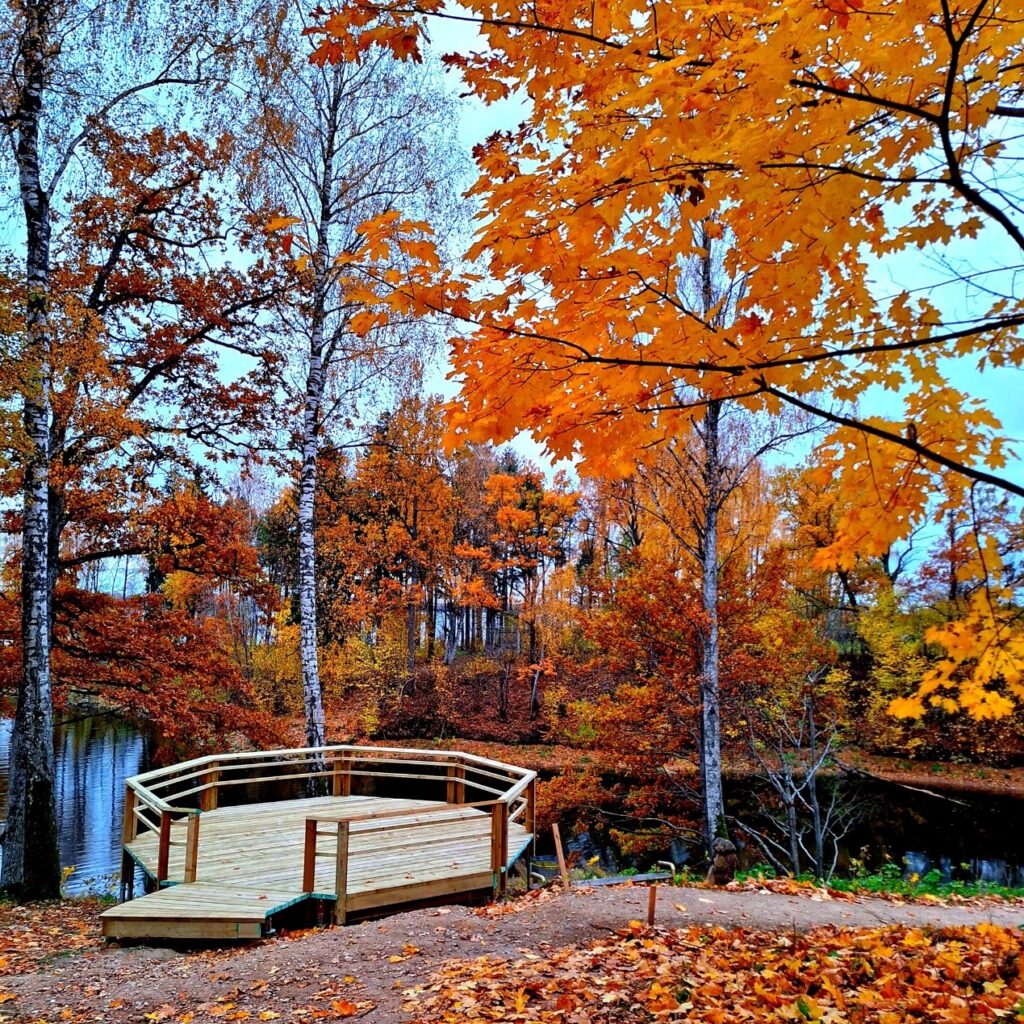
[443,598,458,665]
[426,589,436,660]
[2,0,61,897]
[297,337,326,759]
[699,400,725,847]
[697,237,726,850]
[404,575,417,694]
[404,497,419,692]
[296,68,348,779]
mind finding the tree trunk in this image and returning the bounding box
[404,573,417,695]
[698,399,725,849]
[297,219,335,788]
[785,794,801,875]
[529,647,543,719]
[444,597,458,666]
[404,497,419,692]
[2,0,61,898]
[297,63,350,788]
[805,694,826,878]
[484,607,495,652]
[498,659,511,720]
[298,339,327,759]
[426,588,436,660]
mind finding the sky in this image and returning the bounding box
[418,18,563,475]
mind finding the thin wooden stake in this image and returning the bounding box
[647,884,658,926]
[552,823,570,890]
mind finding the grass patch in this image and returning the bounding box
[735,862,1024,901]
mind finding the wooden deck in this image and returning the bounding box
[100,747,536,941]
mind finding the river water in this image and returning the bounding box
[0,715,151,895]
[0,715,1022,895]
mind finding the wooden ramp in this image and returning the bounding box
[101,747,536,942]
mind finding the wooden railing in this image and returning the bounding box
[301,798,510,923]
[120,745,536,896]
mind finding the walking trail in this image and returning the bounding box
[5,884,1023,1023]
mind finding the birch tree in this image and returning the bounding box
[636,231,810,849]
[241,5,462,763]
[0,0,250,898]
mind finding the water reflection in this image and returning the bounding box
[541,779,1024,886]
[0,716,150,895]
[904,850,1024,887]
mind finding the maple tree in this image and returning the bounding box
[313,0,1024,723]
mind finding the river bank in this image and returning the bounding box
[344,733,1024,799]
[235,709,1024,798]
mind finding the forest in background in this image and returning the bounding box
[7,387,1024,875]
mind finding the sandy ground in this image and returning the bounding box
[6,884,1024,1022]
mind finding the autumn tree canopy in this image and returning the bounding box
[313,0,1024,721]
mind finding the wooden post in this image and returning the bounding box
[525,778,537,837]
[302,819,317,893]
[490,802,508,895]
[552,823,570,890]
[156,811,172,884]
[118,786,136,901]
[647,884,658,926]
[200,761,220,812]
[119,786,137,903]
[122,786,137,844]
[183,814,200,883]
[341,752,353,796]
[446,761,465,804]
[119,851,134,903]
[490,803,501,886]
[334,821,350,925]
[331,756,343,797]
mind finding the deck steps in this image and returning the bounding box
[100,882,307,940]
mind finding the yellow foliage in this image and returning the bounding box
[315,0,1024,720]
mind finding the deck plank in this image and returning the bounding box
[103,795,531,940]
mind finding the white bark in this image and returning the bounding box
[697,236,726,849]
[2,0,60,897]
[296,65,347,776]
[298,338,326,755]
[698,399,725,847]
[243,7,462,752]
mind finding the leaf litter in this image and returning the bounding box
[402,921,1024,1023]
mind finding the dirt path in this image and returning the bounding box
[6,886,1024,1022]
